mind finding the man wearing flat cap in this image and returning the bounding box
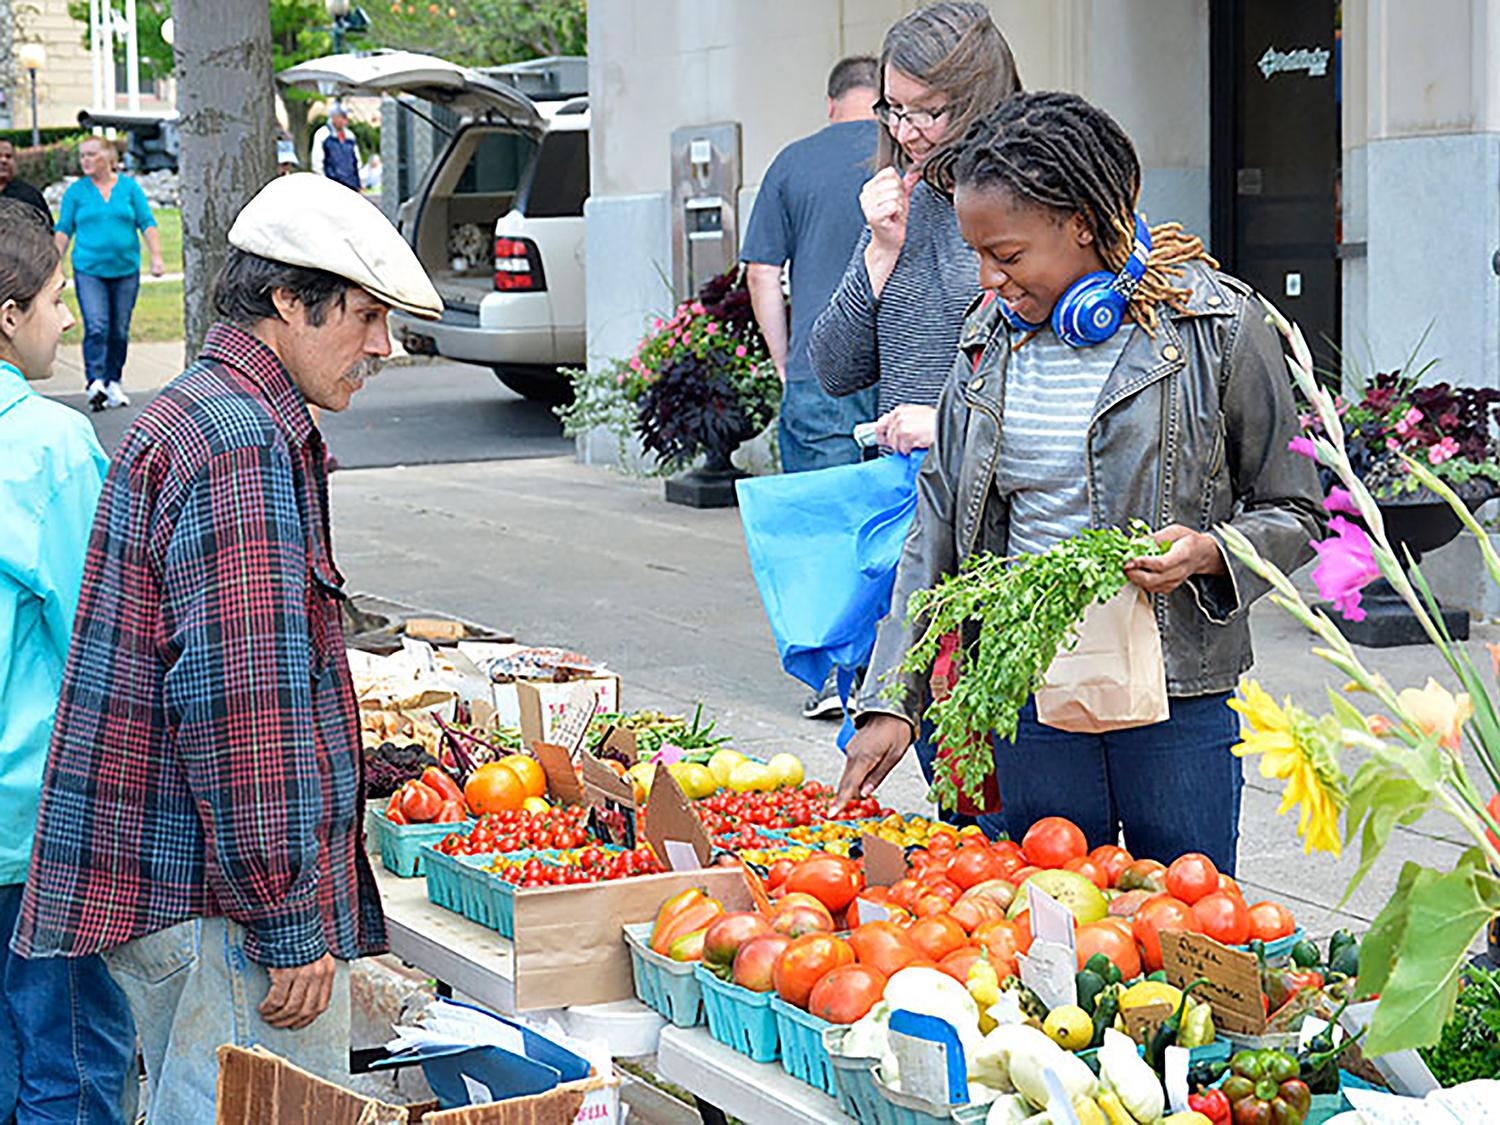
[13,174,441,1121]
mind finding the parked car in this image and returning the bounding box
[278,50,588,404]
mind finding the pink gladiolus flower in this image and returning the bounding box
[734,344,747,358]
[1323,487,1360,517]
[705,322,719,336]
[1394,406,1423,437]
[1310,516,1381,622]
[1427,436,1459,464]
[690,302,705,315]
[1288,435,1317,460]
[1386,437,1401,452]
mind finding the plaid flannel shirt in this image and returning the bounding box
[15,323,385,968]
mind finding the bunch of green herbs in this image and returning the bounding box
[1419,963,1500,1085]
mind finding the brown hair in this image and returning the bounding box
[945,91,1215,335]
[876,2,1022,172]
[0,197,60,310]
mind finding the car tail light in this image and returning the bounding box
[494,236,546,292]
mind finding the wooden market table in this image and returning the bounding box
[372,863,853,1123]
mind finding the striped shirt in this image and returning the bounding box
[807,180,979,417]
[997,327,1130,555]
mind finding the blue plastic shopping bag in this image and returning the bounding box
[736,451,926,696]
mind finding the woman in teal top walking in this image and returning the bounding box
[0,198,136,1122]
[54,135,163,411]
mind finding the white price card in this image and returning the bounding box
[1027,884,1077,954]
[1164,1045,1191,1114]
[663,840,701,871]
[855,897,891,923]
[889,1030,953,1105]
[1019,939,1077,1012]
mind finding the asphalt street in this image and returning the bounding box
[49,353,1500,945]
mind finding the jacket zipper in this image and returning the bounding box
[962,340,1007,560]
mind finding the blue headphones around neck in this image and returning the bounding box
[1000,214,1152,347]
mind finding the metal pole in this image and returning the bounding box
[102,0,116,111]
[88,0,103,111]
[28,71,39,148]
[124,0,141,111]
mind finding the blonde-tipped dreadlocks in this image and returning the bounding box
[926,91,1217,335]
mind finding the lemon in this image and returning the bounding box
[522,796,551,815]
[1118,980,1183,1012]
[728,760,774,793]
[625,762,656,803]
[670,761,718,799]
[707,748,746,788]
[765,752,805,789]
[1043,1004,1094,1051]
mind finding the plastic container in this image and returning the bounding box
[871,1067,963,1125]
[621,922,704,1028]
[822,1024,886,1122]
[695,964,780,1062]
[1231,927,1307,963]
[770,996,838,1097]
[371,813,472,877]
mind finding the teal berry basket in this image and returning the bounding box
[371,813,472,877]
[622,922,704,1029]
[822,1025,886,1122]
[769,996,837,1097]
[695,964,780,1063]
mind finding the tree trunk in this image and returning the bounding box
[172,0,276,358]
[282,93,312,169]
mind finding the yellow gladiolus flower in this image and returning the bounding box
[1229,679,1347,856]
[1396,678,1472,752]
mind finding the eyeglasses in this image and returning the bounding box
[874,100,950,132]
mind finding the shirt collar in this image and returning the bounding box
[198,322,315,447]
[0,359,34,421]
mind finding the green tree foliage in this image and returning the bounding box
[368,0,586,66]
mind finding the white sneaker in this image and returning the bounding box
[86,380,107,411]
[104,383,130,409]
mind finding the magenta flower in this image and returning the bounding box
[734,344,747,358]
[1288,435,1317,460]
[1323,486,1360,517]
[705,321,719,336]
[1428,436,1460,464]
[1310,516,1381,622]
[1394,406,1423,437]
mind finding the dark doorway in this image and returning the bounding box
[1211,0,1340,367]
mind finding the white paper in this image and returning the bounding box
[1342,999,1441,1096]
[461,1074,495,1106]
[1298,1014,1346,1051]
[889,1029,953,1105]
[401,636,437,673]
[1342,1086,1432,1123]
[1041,1069,1080,1124]
[1027,885,1077,954]
[552,683,601,754]
[1164,1045,1191,1114]
[987,991,1026,1028]
[663,840,702,871]
[855,897,891,923]
[1019,940,1078,1011]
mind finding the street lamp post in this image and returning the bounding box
[326,0,350,53]
[18,44,46,148]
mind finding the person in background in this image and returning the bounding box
[277,132,300,176]
[741,57,883,716]
[13,174,442,1121]
[54,135,164,411]
[320,106,362,192]
[809,2,1021,456]
[0,198,137,1124]
[836,93,1325,868]
[0,140,53,227]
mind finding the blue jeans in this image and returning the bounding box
[0,886,137,1124]
[102,917,350,1124]
[779,378,877,473]
[990,694,1243,875]
[73,272,139,386]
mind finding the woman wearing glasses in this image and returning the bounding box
[808,1,1022,455]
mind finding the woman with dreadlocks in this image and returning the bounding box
[834,92,1325,872]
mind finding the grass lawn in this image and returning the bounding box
[61,206,183,279]
[63,279,184,343]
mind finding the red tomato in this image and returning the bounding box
[938,945,983,983]
[1088,845,1134,887]
[785,855,864,914]
[1192,891,1251,946]
[914,893,954,918]
[732,934,791,992]
[849,921,919,977]
[770,902,835,939]
[1010,865,1042,886]
[1021,816,1089,869]
[1218,873,1245,899]
[1062,855,1109,890]
[1118,858,1168,893]
[703,912,775,970]
[1164,853,1220,905]
[908,915,968,963]
[992,839,1025,862]
[918,877,963,902]
[808,964,887,1024]
[765,859,795,890]
[946,895,1008,934]
[1075,920,1143,980]
[1487,795,1500,851]
[973,920,1024,976]
[1132,895,1201,973]
[1246,900,1297,942]
[946,844,1006,890]
[398,781,442,822]
[433,798,466,823]
[888,878,922,911]
[773,933,855,1009]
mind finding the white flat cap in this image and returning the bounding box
[228,173,442,320]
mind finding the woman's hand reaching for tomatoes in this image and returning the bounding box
[1124,524,1227,596]
[834,714,915,814]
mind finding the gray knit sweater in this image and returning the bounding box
[807,181,979,416]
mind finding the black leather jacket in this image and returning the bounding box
[857,261,1326,727]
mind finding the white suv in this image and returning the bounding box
[279,51,588,403]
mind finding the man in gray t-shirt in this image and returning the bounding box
[742,57,880,477]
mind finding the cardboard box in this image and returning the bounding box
[215,1044,618,1124]
[511,866,754,1010]
[515,678,620,746]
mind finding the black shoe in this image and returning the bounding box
[802,671,845,720]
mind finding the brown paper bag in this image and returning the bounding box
[1034,587,1168,733]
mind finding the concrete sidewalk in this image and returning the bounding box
[328,455,1498,943]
